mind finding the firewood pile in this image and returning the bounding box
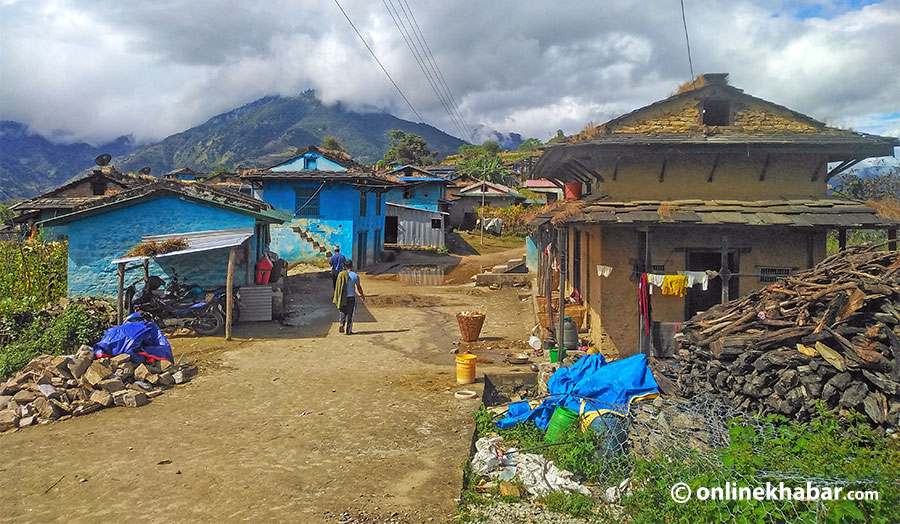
[674,246,900,429]
[0,347,197,433]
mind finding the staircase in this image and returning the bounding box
[491,255,527,274]
[291,226,333,257]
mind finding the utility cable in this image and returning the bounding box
[333,0,425,123]
[680,0,695,84]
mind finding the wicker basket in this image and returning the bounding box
[456,311,486,342]
[536,294,560,314]
[538,304,586,330]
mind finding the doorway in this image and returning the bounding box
[357,231,368,270]
[384,216,399,244]
[685,250,738,318]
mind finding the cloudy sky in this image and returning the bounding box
[1,0,898,146]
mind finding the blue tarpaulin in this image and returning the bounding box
[497,353,659,430]
[93,321,173,364]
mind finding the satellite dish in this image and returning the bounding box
[95,153,112,166]
[139,167,152,175]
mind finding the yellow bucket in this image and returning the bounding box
[456,354,477,384]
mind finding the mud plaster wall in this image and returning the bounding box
[579,225,826,357]
[593,153,830,201]
[66,196,255,297]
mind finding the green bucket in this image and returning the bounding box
[550,348,559,363]
[545,406,578,443]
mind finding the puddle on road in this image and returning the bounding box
[398,266,447,286]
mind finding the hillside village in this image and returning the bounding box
[2,73,900,523]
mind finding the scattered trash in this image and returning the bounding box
[470,436,590,496]
[298,411,313,417]
[454,390,478,400]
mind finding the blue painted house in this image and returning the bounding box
[383,165,451,212]
[242,146,396,269]
[39,181,286,297]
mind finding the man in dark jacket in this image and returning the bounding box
[329,246,346,289]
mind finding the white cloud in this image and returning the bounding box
[0,0,897,145]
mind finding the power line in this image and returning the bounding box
[680,0,695,83]
[382,0,468,141]
[333,0,425,123]
[400,0,473,142]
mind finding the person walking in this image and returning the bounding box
[332,260,365,335]
[328,246,346,290]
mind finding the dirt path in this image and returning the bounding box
[0,271,534,523]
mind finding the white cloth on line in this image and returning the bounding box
[680,270,709,291]
[647,273,665,294]
[596,265,613,278]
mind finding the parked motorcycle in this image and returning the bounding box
[125,275,236,336]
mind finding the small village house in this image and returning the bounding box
[38,180,286,298]
[530,73,900,357]
[523,179,563,203]
[448,180,526,230]
[382,165,452,248]
[241,146,397,269]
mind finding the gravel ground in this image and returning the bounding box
[460,502,599,524]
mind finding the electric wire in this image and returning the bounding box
[400,0,474,143]
[333,0,425,123]
[382,0,468,141]
[680,0,695,84]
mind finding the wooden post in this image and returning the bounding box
[888,228,898,251]
[225,246,236,341]
[720,235,730,304]
[143,259,149,280]
[557,227,566,350]
[838,229,847,251]
[245,239,253,286]
[117,262,125,324]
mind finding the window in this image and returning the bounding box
[702,99,732,126]
[431,218,442,229]
[360,191,368,217]
[402,186,412,199]
[376,192,382,216]
[759,267,792,283]
[302,156,317,170]
[295,188,319,216]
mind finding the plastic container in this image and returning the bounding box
[456,312,485,342]
[587,413,630,458]
[562,316,578,350]
[455,353,477,384]
[545,406,579,443]
[550,348,560,363]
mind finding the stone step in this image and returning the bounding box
[491,264,509,274]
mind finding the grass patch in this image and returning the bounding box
[540,491,596,518]
[454,230,525,255]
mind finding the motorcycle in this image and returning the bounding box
[125,275,236,336]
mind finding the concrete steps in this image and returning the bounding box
[491,256,526,274]
[291,227,333,257]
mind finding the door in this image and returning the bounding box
[357,231,368,270]
[685,250,739,318]
[385,216,399,244]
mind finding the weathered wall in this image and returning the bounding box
[66,196,255,297]
[579,225,826,357]
[593,153,830,201]
[384,182,445,211]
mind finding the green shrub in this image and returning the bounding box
[0,235,68,308]
[540,491,595,518]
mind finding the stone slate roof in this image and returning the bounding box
[10,169,156,212]
[39,180,287,226]
[548,196,900,229]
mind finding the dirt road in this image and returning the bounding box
[0,254,534,523]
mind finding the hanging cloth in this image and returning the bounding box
[680,271,709,291]
[596,265,613,278]
[647,273,665,295]
[638,273,651,336]
[661,275,687,298]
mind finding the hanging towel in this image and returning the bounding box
[647,273,665,295]
[661,275,687,298]
[680,271,709,290]
[596,265,613,278]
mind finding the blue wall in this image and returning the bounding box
[270,151,347,172]
[262,180,385,267]
[384,181,445,212]
[65,196,257,297]
[525,235,538,271]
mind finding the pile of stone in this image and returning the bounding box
[674,246,900,429]
[0,347,196,432]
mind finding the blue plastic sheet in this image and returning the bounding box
[497,353,659,430]
[93,321,173,364]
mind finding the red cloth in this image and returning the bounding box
[638,273,651,336]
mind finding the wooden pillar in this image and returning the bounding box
[838,229,847,251]
[889,228,898,251]
[117,262,125,324]
[225,246,236,341]
[143,259,149,280]
[557,227,566,349]
[245,239,253,286]
[720,235,731,304]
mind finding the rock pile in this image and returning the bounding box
[674,246,900,429]
[0,347,197,432]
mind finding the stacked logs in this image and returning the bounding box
[675,246,900,429]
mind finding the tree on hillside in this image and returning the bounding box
[381,130,433,167]
[320,135,345,152]
[831,167,900,201]
[457,151,512,184]
[545,129,567,145]
[481,140,501,154]
[517,138,543,151]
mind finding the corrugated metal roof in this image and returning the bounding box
[386,202,449,216]
[110,227,254,264]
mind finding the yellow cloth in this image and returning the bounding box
[661,275,687,298]
[333,270,349,308]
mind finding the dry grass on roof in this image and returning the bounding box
[568,121,604,144]
[126,237,189,258]
[521,199,569,224]
[868,198,900,220]
[670,76,709,96]
[550,200,590,224]
[657,201,679,217]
